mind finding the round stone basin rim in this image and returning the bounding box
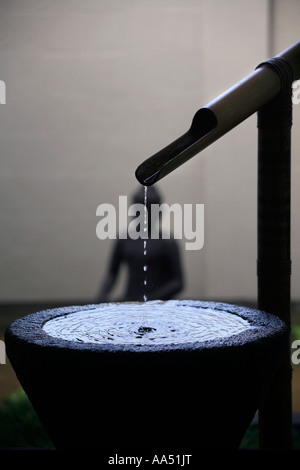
[5,300,288,353]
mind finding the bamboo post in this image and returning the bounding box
[257,57,294,449]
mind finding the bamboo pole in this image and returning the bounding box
[135,41,300,186]
[257,57,293,449]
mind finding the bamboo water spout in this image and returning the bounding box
[135,41,300,186]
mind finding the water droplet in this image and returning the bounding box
[144,265,148,272]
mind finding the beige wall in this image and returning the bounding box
[0,0,299,303]
[272,0,300,302]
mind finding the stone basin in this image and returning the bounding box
[5,300,288,451]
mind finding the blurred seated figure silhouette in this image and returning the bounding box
[97,186,184,302]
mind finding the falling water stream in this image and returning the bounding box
[143,185,148,303]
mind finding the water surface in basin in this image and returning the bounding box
[42,300,251,345]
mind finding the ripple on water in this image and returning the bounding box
[42,300,251,346]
